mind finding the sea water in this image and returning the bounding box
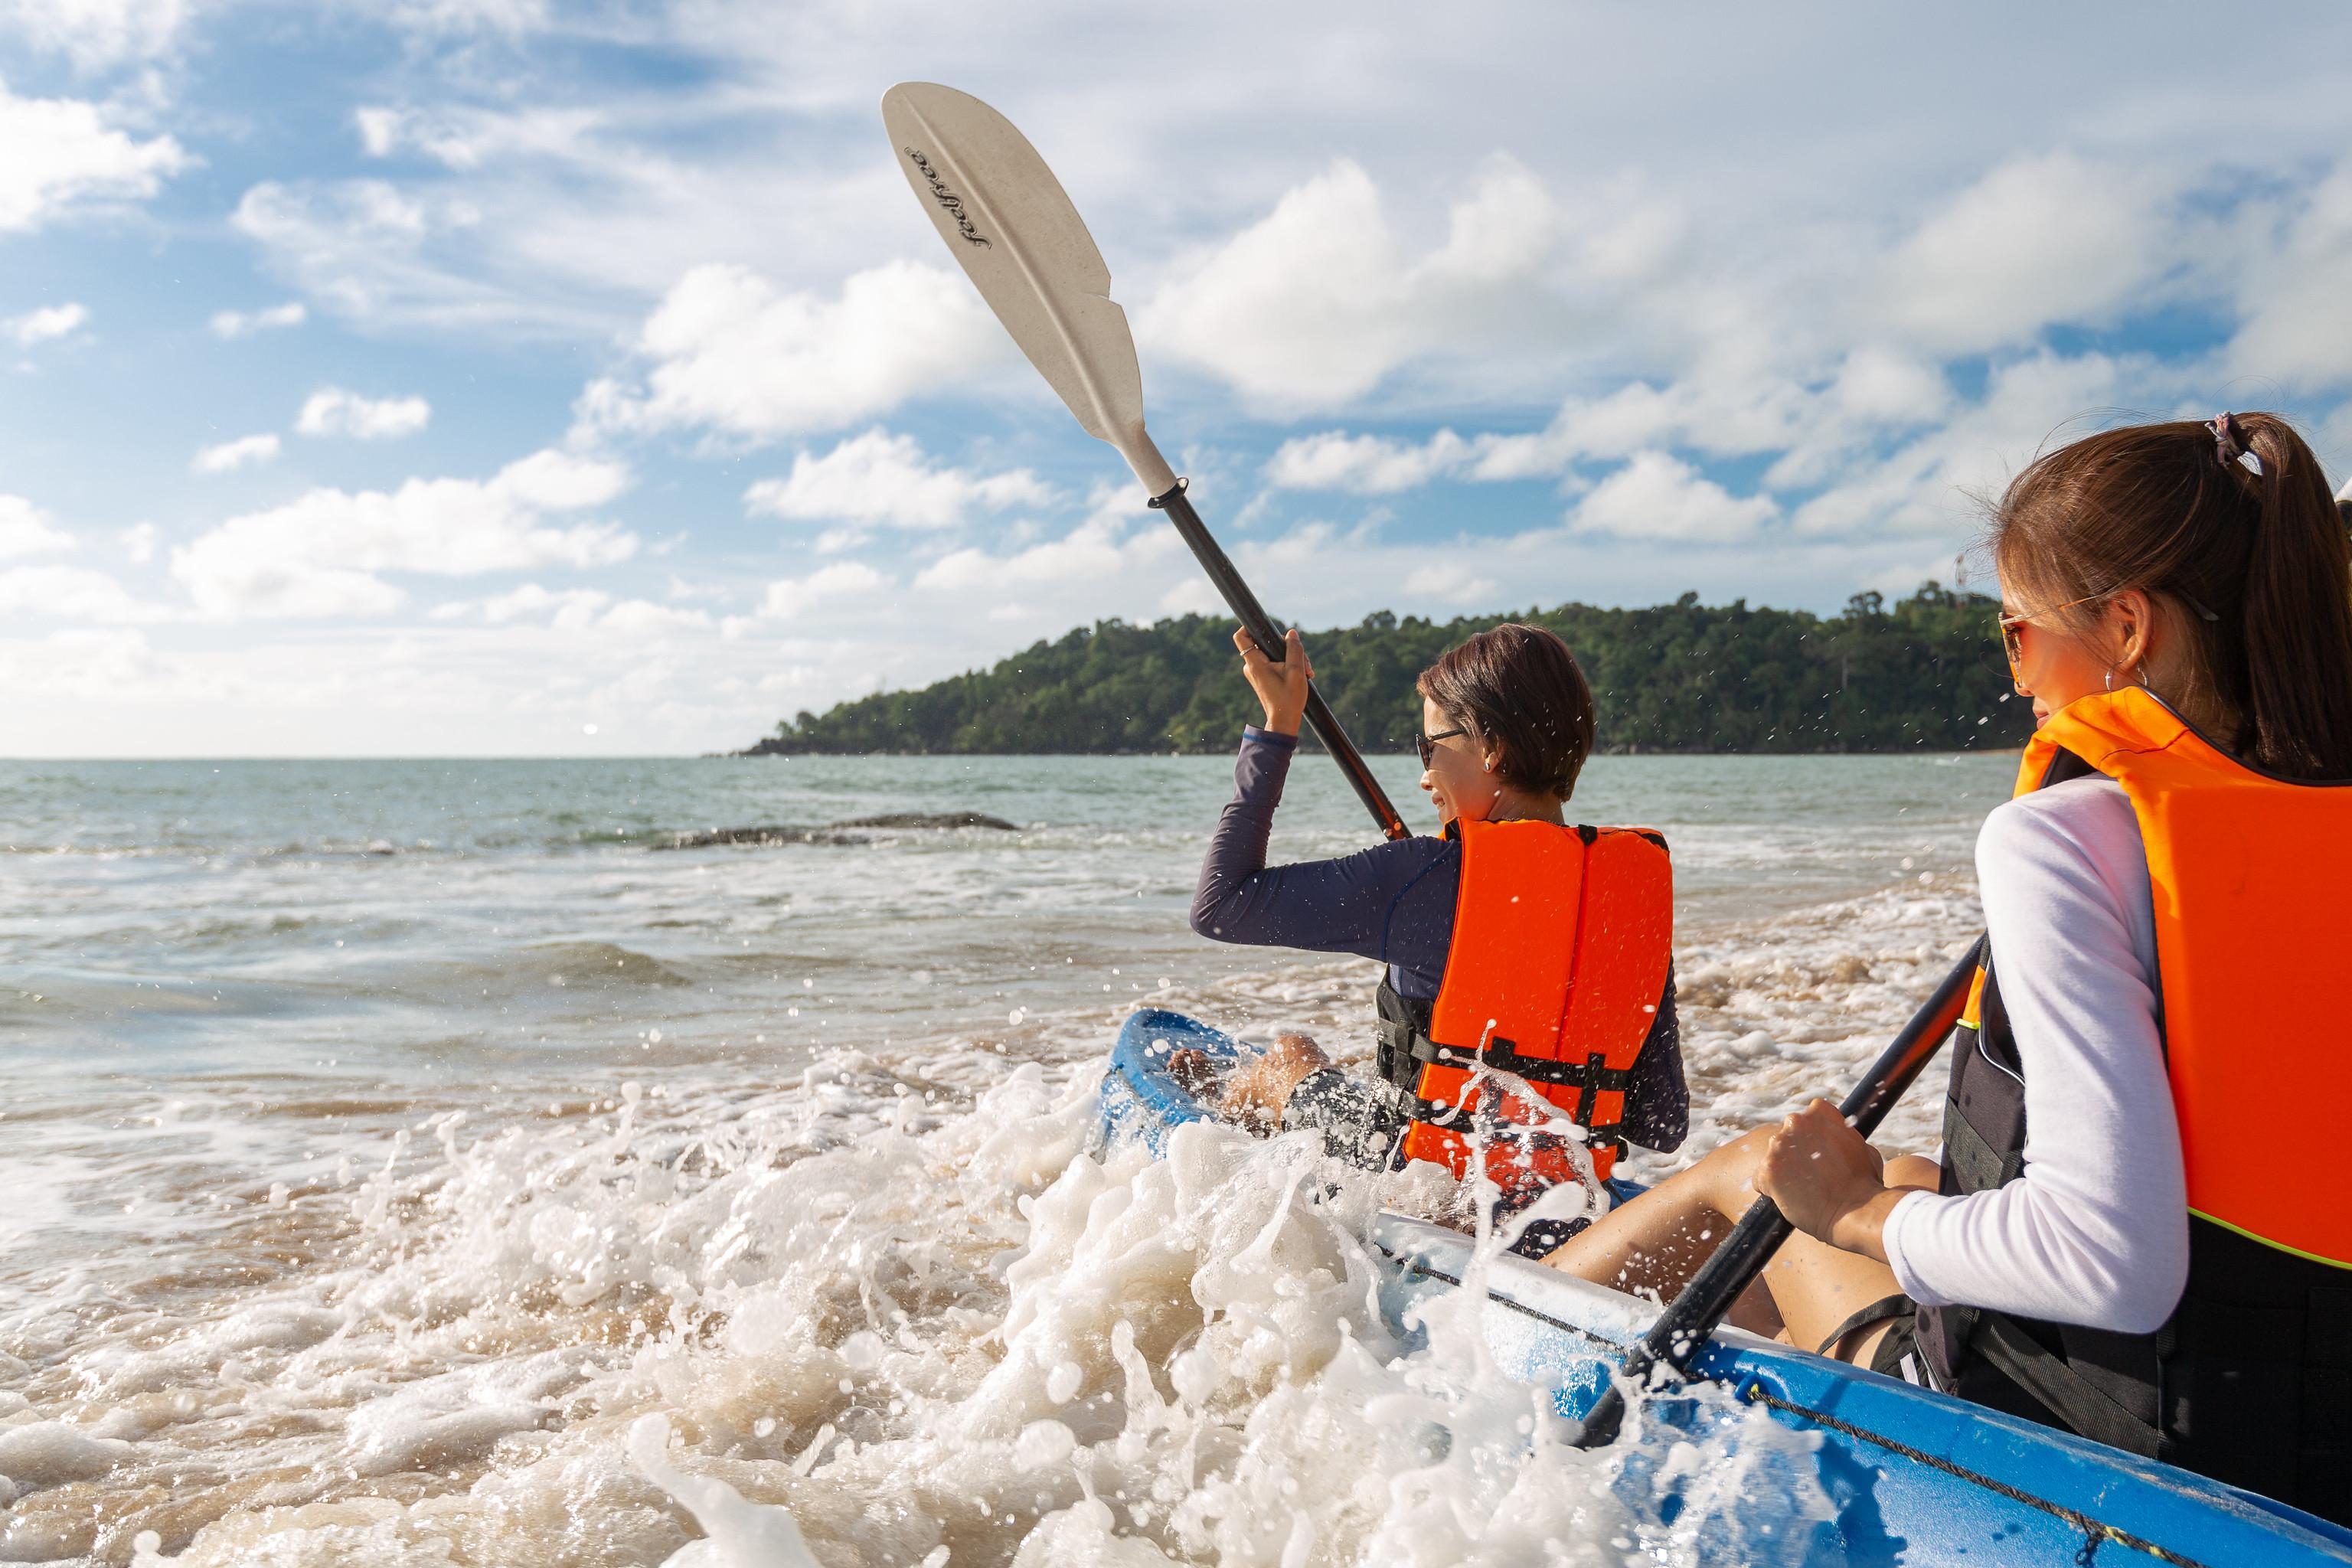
[0,750,2014,1564]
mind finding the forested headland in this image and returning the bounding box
[743,584,2031,756]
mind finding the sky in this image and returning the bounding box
[4,2,2351,757]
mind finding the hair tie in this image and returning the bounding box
[2208,412,2249,467]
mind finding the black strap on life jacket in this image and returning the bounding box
[1374,982,1637,1160]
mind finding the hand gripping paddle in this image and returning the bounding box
[880,83,1409,840]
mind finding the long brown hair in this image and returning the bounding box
[1991,413,2352,779]
[1416,622,1596,799]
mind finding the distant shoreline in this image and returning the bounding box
[740,586,2032,760]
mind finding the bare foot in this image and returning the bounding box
[1167,1047,1221,1097]
[1220,1033,1331,1132]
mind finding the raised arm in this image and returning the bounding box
[1190,727,1446,961]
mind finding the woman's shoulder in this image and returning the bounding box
[1978,775,2151,924]
[1358,831,1455,873]
[1980,774,2140,861]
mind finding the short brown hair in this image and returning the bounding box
[1416,622,1596,799]
[1991,413,2352,779]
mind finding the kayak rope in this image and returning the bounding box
[1374,1243,2211,1568]
[1375,1246,1624,1350]
[1737,1382,2209,1568]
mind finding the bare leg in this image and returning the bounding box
[1546,1129,1928,1361]
[1165,1034,1330,1133]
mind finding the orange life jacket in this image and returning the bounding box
[1373,817,1674,1187]
[1919,687,2352,1509]
[2022,688,2351,1266]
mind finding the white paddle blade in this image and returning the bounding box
[882,83,1175,496]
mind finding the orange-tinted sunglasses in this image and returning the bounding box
[1997,593,2104,670]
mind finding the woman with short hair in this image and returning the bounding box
[1183,621,1688,1230]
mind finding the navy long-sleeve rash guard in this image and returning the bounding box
[1190,726,1689,1153]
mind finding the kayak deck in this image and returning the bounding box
[1099,1008,2352,1566]
[1377,1214,2352,1566]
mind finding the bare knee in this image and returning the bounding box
[1685,1125,1773,1219]
[1884,1153,1940,1191]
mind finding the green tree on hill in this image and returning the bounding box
[746,583,2028,756]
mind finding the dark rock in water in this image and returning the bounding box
[655,826,869,851]
[654,812,1017,851]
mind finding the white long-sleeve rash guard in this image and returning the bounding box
[1880,775,2191,1334]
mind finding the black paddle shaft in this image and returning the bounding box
[1572,936,1986,1448]
[1152,482,1410,840]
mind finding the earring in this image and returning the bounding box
[2105,667,2115,693]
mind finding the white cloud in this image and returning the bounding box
[209,301,306,338]
[430,583,711,637]
[1402,562,1500,605]
[191,433,281,474]
[230,179,608,337]
[1265,430,1474,494]
[0,564,172,622]
[0,81,189,231]
[1876,152,2171,356]
[1831,345,1955,426]
[172,448,635,619]
[1134,154,1662,415]
[1266,377,1822,498]
[2230,158,2352,391]
[597,598,711,637]
[910,492,1184,599]
[1269,343,1956,498]
[5,301,88,345]
[354,103,599,169]
[352,106,405,158]
[1791,351,2132,541]
[1,628,160,704]
[736,561,890,628]
[387,0,547,38]
[296,387,432,439]
[1566,451,1779,544]
[432,583,611,627]
[1137,161,1415,412]
[2,0,189,68]
[743,429,1051,533]
[121,521,157,563]
[0,495,74,560]
[578,260,1007,442]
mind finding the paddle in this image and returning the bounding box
[880,82,1410,841]
[1570,937,1985,1446]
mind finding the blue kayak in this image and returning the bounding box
[1097,1008,2352,1567]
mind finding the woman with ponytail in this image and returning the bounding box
[1546,412,2352,1518]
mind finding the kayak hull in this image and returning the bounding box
[1099,1008,2352,1566]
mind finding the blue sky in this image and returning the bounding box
[4,1,2350,756]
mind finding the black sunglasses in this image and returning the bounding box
[1415,727,1468,767]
